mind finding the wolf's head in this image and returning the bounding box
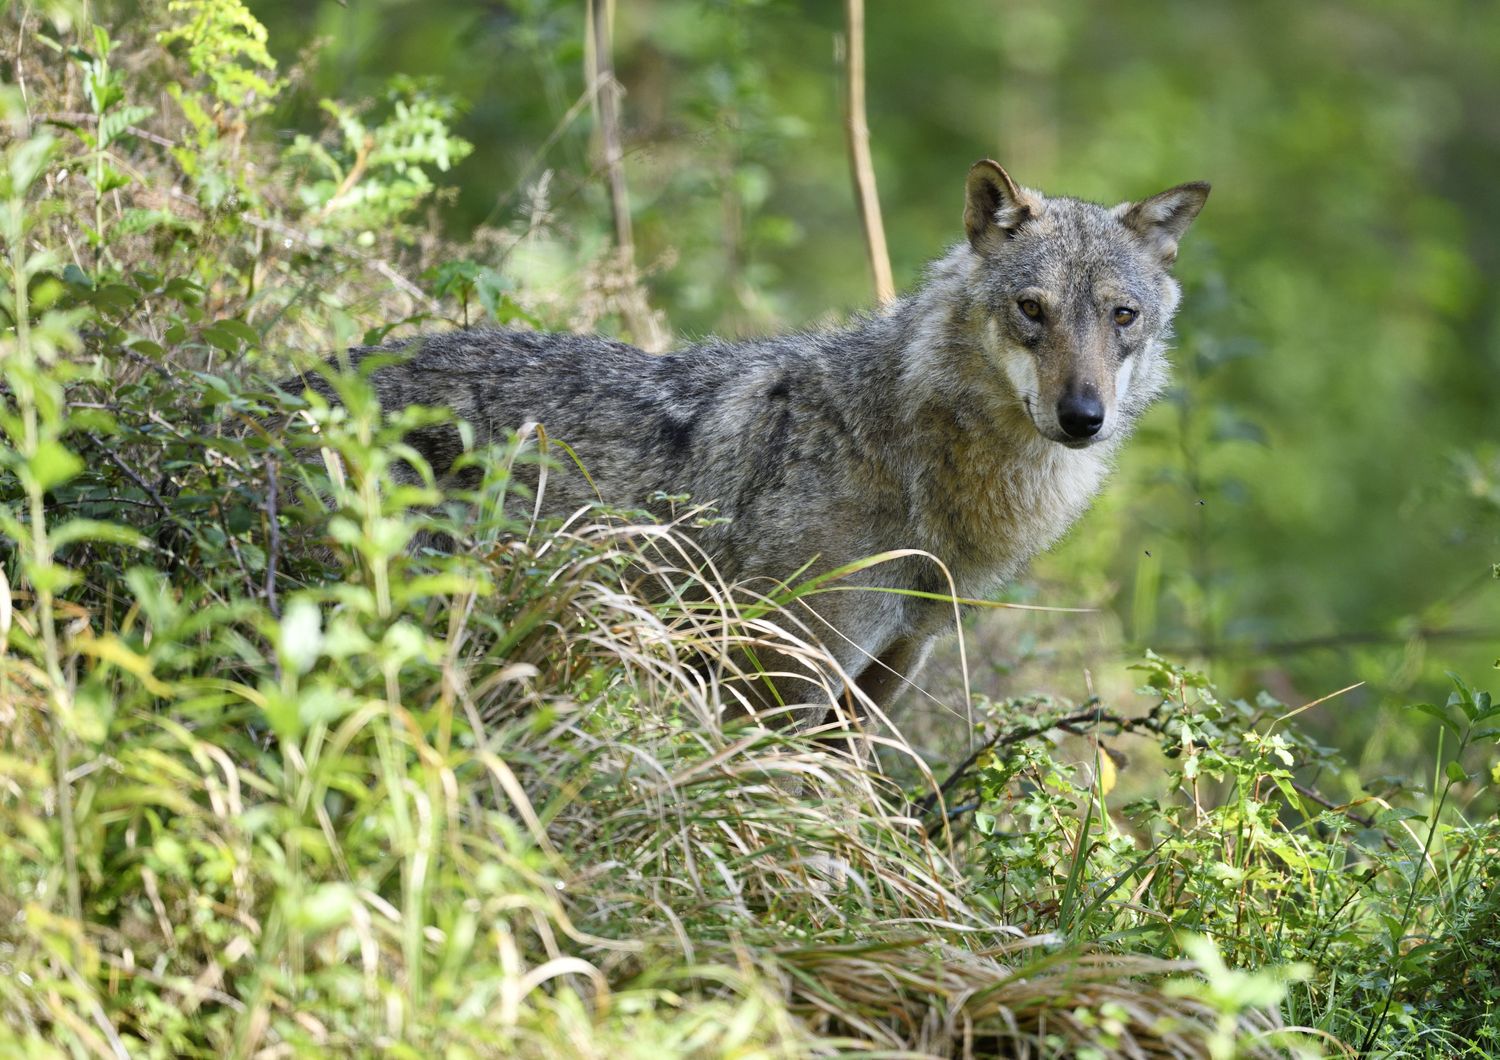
[961,160,1208,449]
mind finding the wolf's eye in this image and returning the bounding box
[1113,307,1138,327]
[1018,298,1043,320]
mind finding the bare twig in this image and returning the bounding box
[37,110,176,149]
[234,207,437,313]
[320,133,374,218]
[85,433,171,521]
[1290,780,1378,831]
[918,700,1163,820]
[482,79,602,227]
[842,0,894,305]
[1151,625,1493,659]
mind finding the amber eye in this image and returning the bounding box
[1018,298,1044,320]
[1113,307,1138,327]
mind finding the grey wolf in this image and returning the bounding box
[288,160,1208,734]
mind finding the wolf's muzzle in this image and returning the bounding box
[1056,389,1105,440]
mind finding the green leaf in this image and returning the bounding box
[163,277,204,305]
[200,323,242,352]
[63,680,117,745]
[1444,761,1469,785]
[88,161,132,195]
[261,687,300,743]
[278,597,323,676]
[288,883,357,934]
[8,133,59,199]
[225,505,254,534]
[297,685,357,728]
[97,104,154,148]
[88,282,140,312]
[214,318,260,345]
[1407,702,1460,738]
[50,519,148,550]
[68,407,117,434]
[23,558,82,596]
[28,440,84,492]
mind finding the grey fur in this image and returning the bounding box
[288,161,1208,731]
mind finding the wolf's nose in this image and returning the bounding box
[1056,392,1105,439]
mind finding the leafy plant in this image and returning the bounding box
[288,79,474,240]
[157,0,282,113]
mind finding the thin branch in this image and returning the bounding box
[1150,625,1494,659]
[842,0,894,305]
[84,433,172,520]
[1290,780,1377,831]
[320,133,374,218]
[481,78,602,227]
[36,110,176,149]
[917,700,1161,820]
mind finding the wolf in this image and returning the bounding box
[287,161,1208,734]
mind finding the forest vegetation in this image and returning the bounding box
[1,1,1498,1056]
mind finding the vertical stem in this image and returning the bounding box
[589,0,632,256]
[9,207,81,922]
[843,0,895,306]
[1360,764,1454,1053]
[586,0,667,350]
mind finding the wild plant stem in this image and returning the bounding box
[11,214,82,922]
[843,0,894,305]
[1359,727,1459,1053]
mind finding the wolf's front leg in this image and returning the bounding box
[851,636,933,717]
[805,635,931,762]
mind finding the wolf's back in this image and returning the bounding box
[282,327,835,534]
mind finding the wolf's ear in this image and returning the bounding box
[1118,181,1210,266]
[965,160,1035,253]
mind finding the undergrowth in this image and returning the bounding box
[1,4,1496,1057]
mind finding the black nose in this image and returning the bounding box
[1056,391,1105,439]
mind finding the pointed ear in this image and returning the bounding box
[965,160,1036,252]
[1118,181,1210,265]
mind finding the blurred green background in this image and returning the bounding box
[251,0,1500,772]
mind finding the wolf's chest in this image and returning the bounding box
[939,440,1112,588]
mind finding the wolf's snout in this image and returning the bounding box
[1056,389,1105,439]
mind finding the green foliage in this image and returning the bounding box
[157,0,282,112]
[422,259,539,329]
[2,3,1498,1057]
[941,653,1500,1054]
[288,80,473,240]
